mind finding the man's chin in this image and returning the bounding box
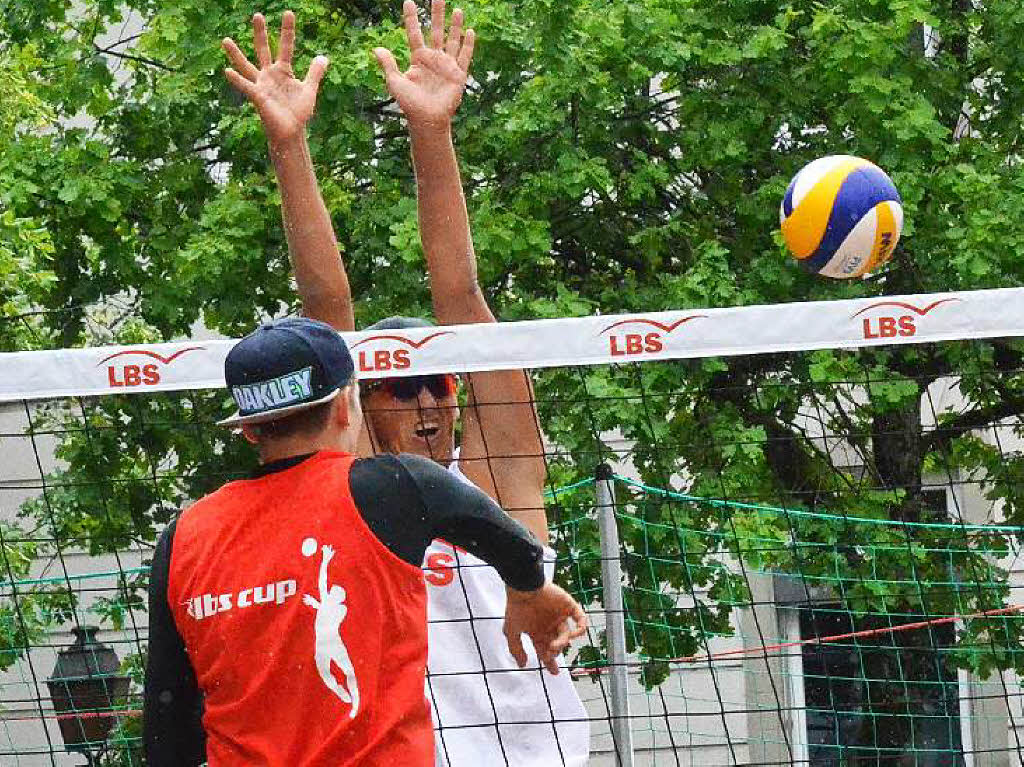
[405,433,453,464]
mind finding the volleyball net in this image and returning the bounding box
[3,288,1024,765]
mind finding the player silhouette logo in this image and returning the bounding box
[302,537,360,718]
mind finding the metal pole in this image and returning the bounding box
[595,464,634,766]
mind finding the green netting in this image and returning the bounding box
[547,473,1022,765]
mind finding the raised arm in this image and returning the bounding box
[319,544,334,595]
[224,12,375,457]
[374,0,548,541]
[375,1,479,319]
[223,12,354,332]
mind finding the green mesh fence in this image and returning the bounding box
[549,473,1023,766]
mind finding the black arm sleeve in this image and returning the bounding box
[349,454,545,591]
[143,520,206,766]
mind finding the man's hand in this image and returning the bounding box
[503,583,588,675]
[222,12,355,337]
[222,11,329,145]
[374,0,475,128]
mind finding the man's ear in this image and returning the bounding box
[333,388,352,429]
[240,423,260,444]
[351,382,363,414]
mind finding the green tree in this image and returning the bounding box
[0,41,68,675]
[0,43,57,352]
[4,0,1024,711]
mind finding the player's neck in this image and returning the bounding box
[257,429,358,464]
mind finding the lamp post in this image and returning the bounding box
[46,626,130,766]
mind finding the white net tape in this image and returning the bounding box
[1,288,1020,402]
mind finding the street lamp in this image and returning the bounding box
[46,625,131,766]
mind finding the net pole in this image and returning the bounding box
[783,610,809,765]
[595,464,634,766]
[952,467,977,767]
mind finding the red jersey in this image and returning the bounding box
[166,451,432,765]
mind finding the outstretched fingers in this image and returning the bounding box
[304,55,330,91]
[253,13,273,68]
[403,0,426,52]
[445,8,463,57]
[430,0,445,48]
[373,47,403,87]
[278,10,296,67]
[224,68,260,101]
[456,28,475,73]
[222,37,259,81]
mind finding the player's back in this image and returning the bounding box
[167,450,432,766]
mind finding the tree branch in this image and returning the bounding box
[923,395,1024,453]
[93,44,176,73]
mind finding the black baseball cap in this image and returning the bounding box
[217,318,355,427]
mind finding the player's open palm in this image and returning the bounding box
[374,0,475,126]
[504,583,588,675]
[222,11,329,144]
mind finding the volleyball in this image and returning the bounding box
[780,155,903,279]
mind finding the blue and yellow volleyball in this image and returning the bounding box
[780,155,903,279]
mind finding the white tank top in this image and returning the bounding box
[424,456,590,766]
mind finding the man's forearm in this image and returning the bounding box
[270,135,354,331]
[409,123,492,323]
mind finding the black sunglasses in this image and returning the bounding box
[362,374,458,401]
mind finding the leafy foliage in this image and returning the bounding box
[0,44,57,352]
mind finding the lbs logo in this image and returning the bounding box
[852,299,959,340]
[99,347,205,388]
[600,316,707,358]
[184,579,297,621]
[351,331,453,373]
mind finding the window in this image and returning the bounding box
[793,488,966,766]
[800,605,963,766]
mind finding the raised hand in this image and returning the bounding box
[373,0,475,127]
[222,11,329,145]
[503,583,588,675]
